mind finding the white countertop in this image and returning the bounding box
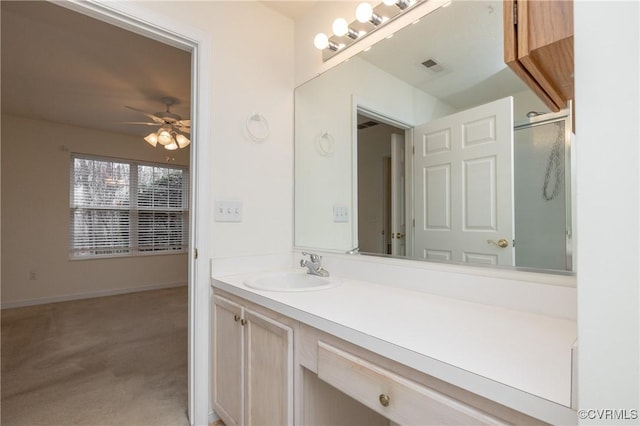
[212,269,577,425]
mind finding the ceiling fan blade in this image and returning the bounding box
[125,105,165,124]
[175,124,190,134]
[122,121,160,126]
[176,119,191,126]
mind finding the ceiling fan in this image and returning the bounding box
[125,97,191,150]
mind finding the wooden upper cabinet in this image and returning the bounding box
[504,0,574,111]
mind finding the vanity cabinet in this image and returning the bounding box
[317,342,508,426]
[211,281,566,425]
[297,324,548,426]
[504,0,574,111]
[212,294,293,426]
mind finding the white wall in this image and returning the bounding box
[147,1,295,260]
[1,115,189,307]
[575,1,640,421]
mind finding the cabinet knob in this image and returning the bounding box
[233,314,240,322]
[240,318,247,326]
[379,394,390,407]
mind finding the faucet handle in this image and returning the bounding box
[302,251,320,263]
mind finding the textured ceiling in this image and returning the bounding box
[1,1,528,138]
[1,1,191,138]
[261,1,317,19]
[357,0,528,110]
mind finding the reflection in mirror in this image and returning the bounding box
[295,1,574,272]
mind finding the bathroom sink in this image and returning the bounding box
[244,271,339,292]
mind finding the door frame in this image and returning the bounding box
[390,133,406,256]
[52,2,212,424]
[352,96,414,257]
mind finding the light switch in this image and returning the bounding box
[333,204,349,223]
[215,200,243,222]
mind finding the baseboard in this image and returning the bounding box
[1,281,187,309]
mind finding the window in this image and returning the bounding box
[70,154,189,258]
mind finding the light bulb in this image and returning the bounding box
[176,134,191,148]
[144,132,158,147]
[164,141,179,150]
[314,33,329,50]
[356,2,373,23]
[157,129,173,145]
[332,18,349,37]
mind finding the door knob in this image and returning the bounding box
[487,238,509,248]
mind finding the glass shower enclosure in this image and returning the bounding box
[514,111,573,271]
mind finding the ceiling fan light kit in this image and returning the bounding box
[127,97,191,150]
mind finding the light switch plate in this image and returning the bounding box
[333,204,349,223]
[215,200,243,222]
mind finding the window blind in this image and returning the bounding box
[70,154,188,258]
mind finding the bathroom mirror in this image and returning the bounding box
[294,1,574,273]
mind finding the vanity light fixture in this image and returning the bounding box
[314,0,427,60]
[314,32,339,51]
[332,18,362,40]
[383,0,412,10]
[356,2,384,25]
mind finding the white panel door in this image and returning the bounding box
[390,133,406,256]
[413,97,514,266]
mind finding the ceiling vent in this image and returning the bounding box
[421,58,445,73]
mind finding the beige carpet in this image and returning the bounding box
[1,286,189,426]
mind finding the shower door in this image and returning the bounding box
[514,114,572,271]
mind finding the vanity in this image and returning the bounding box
[210,253,577,426]
[211,0,577,424]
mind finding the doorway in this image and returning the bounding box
[1,1,207,424]
[356,113,407,256]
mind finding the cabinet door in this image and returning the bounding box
[504,0,574,111]
[244,309,293,426]
[212,295,244,426]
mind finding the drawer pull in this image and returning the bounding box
[379,393,390,407]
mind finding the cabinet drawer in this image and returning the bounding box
[317,342,507,426]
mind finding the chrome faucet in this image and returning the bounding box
[300,252,329,277]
